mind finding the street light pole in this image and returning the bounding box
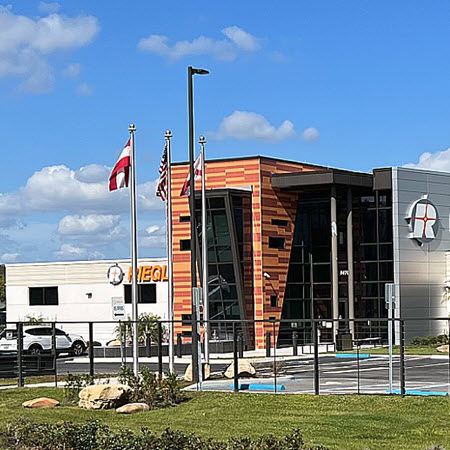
[188,66,209,385]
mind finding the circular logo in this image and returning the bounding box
[407,197,439,244]
[107,264,124,286]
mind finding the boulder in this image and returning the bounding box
[22,397,60,408]
[79,384,131,410]
[437,344,449,353]
[116,402,150,414]
[224,360,256,379]
[184,363,211,382]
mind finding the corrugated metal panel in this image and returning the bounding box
[6,259,167,286]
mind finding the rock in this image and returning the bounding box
[224,360,256,379]
[79,384,131,410]
[116,402,150,414]
[184,363,211,382]
[437,344,449,353]
[22,397,60,408]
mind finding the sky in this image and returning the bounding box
[0,1,449,263]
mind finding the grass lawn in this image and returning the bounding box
[335,345,447,355]
[0,387,448,450]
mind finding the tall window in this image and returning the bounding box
[29,287,58,306]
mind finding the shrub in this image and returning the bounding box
[411,335,449,347]
[117,365,184,409]
[62,373,105,405]
[1,419,327,449]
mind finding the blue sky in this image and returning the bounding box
[0,1,449,263]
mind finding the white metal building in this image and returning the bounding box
[5,258,168,344]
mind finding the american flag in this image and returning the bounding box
[156,145,168,201]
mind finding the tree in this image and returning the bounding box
[115,312,166,344]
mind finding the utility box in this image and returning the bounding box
[336,332,353,351]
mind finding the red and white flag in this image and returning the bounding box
[156,145,168,201]
[180,152,202,197]
[109,140,131,191]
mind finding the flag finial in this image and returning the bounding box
[129,123,136,132]
[199,135,206,144]
[165,129,172,138]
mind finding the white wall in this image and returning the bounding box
[5,258,168,344]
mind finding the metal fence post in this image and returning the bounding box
[233,322,239,392]
[89,322,94,377]
[273,321,277,394]
[399,319,406,397]
[292,331,298,356]
[176,333,182,358]
[356,340,360,394]
[266,331,271,357]
[313,320,319,395]
[157,321,163,378]
[17,322,23,387]
[51,322,57,387]
[237,333,244,358]
[448,319,450,397]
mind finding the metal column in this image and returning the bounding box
[347,187,355,337]
[331,186,339,337]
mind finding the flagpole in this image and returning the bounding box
[129,123,139,376]
[199,136,209,364]
[165,130,175,373]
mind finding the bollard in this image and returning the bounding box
[176,333,182,358]
[292,331,298,356]
[266,332,271,357]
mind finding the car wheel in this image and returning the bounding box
[71,341,86,356]
[29,345,43,355]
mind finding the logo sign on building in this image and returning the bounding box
[111,297,125,320]
[107,264,124,286]
[406,196,439,245]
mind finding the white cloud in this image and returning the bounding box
[210,110,295,142]
[1,252,19,263]
[53,244,104,261]
[404,147,450,172]
[0,163,164,219]
[0,7,99,93]
[140,224,166,248]
[38,2,61,14]
[301,127,320,142]
[138,26,259,61]
[58,214,121,236]
[62,62,82,78]
[221,26,260,51]
[77,82,92,96]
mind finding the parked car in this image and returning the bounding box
[0,326,87,356]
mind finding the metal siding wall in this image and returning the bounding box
[392,167,449,339]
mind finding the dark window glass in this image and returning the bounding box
[55,329,66,336]
[361,196,375,207]
[212,210,230,245]
[124,284,156,304]
[378,191,391,207]
[29,287,58,306]
[181,314,192,325]
[33,328,52,336]
[313,284,331,299]
[218,264,235,283]
[361,245,377,261]
[338,283,348,298]
[313,264,331,282]
[379,262,393,281]
[287,265,303,283]
[285,284,302,299]
[270,295,278,307]
[216,246,233,262]
[269,237,285,249]
[362,283,378,297]
[291,247,303,263]
[179,216,190,223]
[312,247,330,263]
[361,210,377,243]
[379,244,393,260]
[362,262,378,281]
[272,219,288,227]
[209,197,225,209]
[180,239,190,251]
[378,210,392,242]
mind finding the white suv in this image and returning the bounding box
[0,326,87,356]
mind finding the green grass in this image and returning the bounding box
[0,387,448,449]
[335,345,447,355]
